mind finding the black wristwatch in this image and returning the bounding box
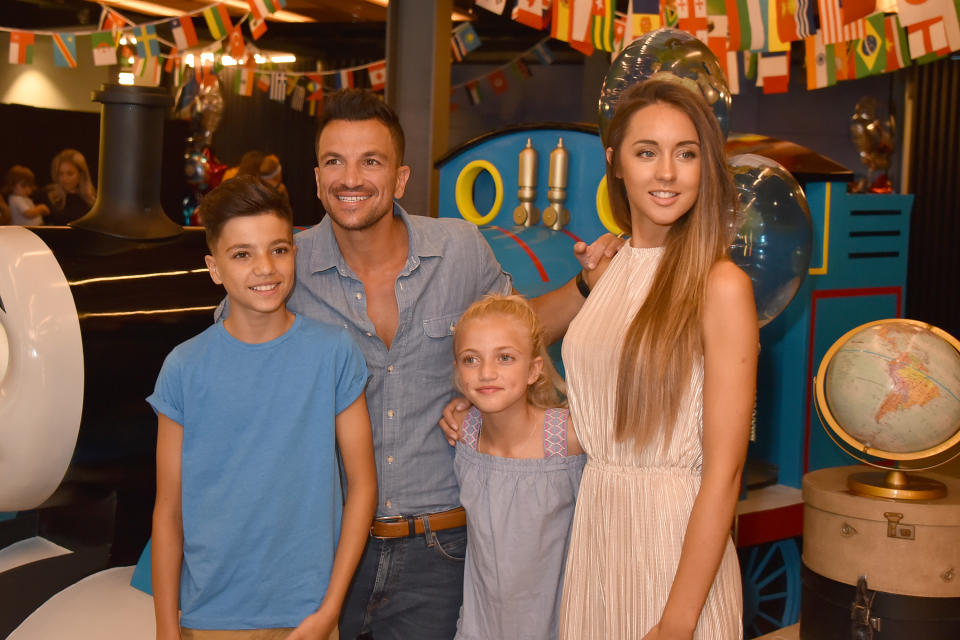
[575,270,590,298]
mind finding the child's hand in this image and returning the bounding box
[288,605,338,639]
[439,396,471,446]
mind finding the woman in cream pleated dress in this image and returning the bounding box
[558,80,758,640]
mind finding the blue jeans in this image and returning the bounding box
[339,526,466,640]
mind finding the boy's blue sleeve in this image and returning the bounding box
[146,349,185,425]
[334,331,369,415]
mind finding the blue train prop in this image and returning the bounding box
[436,124,914,638]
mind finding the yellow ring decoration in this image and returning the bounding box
[595,176,625,236]
[455,160,504,226]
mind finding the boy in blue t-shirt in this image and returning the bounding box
[148,175,377,640]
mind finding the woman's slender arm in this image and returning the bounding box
[650,260,758,639]
[153,413,184,640]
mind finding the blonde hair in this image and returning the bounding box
[48,148,96,210]
[604,80,736,452]
[453,294,566,409]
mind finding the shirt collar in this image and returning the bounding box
[307,202,443,274]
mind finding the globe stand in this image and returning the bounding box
[847,469,947,500]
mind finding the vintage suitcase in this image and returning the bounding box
[801,465,960,639]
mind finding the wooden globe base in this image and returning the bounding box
[847,470,947,500]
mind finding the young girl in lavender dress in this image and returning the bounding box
[451,294,585,640]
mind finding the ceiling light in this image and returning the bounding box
[270,54,296,63]
[221,55,238,65]
[118,72,135,85]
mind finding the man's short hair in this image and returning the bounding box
[198,174,293,250]
[315,89,405,163]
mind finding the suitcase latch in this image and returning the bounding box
[851,575,882,639]
[883,512,915,540]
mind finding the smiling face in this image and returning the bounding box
[608,102,702,247]
[454,314,544,417]
[204,212,296,324]
[57,161,81,194]
[314,118,410,232]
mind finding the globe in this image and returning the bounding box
[598,28,732,143]
[728,154,813,328]
[815,319,960,499]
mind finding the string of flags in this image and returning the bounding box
[2,1,387,115]
[472,0,960,93]
[451,38,553,110]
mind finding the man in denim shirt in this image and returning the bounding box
[292,90,602,640]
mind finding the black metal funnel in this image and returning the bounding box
[71,84,182,240]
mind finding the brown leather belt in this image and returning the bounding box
[369,507,466,539]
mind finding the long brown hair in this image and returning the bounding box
[454,294,567,409]
[605,80,736,451]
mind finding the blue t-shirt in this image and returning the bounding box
[147,314,367,630]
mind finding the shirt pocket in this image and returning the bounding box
[417,311,463,381]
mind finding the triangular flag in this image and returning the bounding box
[91,31,118,66]
[9,31,35,64]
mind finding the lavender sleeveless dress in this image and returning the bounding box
[454,406,586,640]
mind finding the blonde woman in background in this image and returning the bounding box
[42,148,96,225]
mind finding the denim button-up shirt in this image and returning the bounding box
[288,204,512,517]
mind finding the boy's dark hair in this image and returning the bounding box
[199,174,293,249]
[1,165,36,199]
[315,89,405,163]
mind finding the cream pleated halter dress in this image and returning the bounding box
[558,244,742,639]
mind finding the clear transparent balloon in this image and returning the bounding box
[728,154,814,327]
[598,28,732,143]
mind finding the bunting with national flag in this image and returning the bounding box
[591,0,616,52]
[488,69,509,94]
[135,56,162,86]
[832,40,855,81]
[256,73,271,92]
[613,15,628,51]
[91,31,118,66]
[247,0,286,20]
[707,12,741,93]
[52,33,78,68]
[164,47,179,72]
[758,50,790,92]
[228,24,246,57]
[854,12,886,76]
[511,58,532,79]
[171,16,199,50]
[367,60,386,91]
[452,22,482,61]
[552,0,572,41]
[465,81,482,105]
[817,0,865,44]
[677,0,709,43]
[906,18,952,61]
[726,0,765,50]
[775,0,815,41]
[766,0,792,51]
[884,14,910,71]
[570,0,594,44]
[236,68,255,96]
[513,0,550,30]
[135,25,159,58]
[897,0,960,52]
[9,32,35,64]
[532,41,555,64]
[269,72,286,101]
[476,0,508,13]
[661,0,680,27]
[629,0,662,37]
[249,15,268,40]
[804,31,835,88]
[291,85,306,111]
[334,69,354,89]
[840,0,875,24]
[203,4,233,40]
[99,7,128,45]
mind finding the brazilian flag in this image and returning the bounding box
[854,13,886,77]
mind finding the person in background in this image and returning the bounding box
[260,153,291,208]
[2,165,49,226]
[42,149,96,225]
[221,150,266,182]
